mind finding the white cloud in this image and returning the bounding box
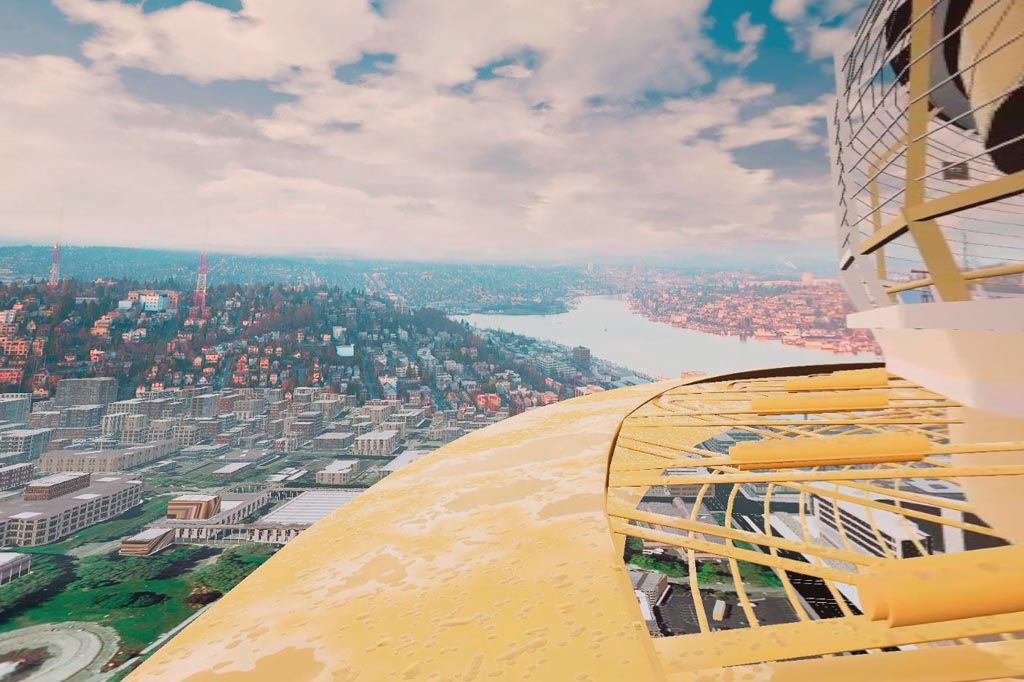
[729,12,766,68]
[0,2,841,262]
[773,0,867,61]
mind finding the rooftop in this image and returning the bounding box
[0,476,141,521]
[258,490,362,527]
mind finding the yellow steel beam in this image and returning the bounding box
[607,501,882,566]
[610,464,1024,487]
[653,612,1024,674]
[609,519,859,584]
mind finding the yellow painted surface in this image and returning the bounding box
[861,545,1024,627]
[729,431,930,468]
[783,368,889,391]
[750,390,889,413]
[130,381,681,682]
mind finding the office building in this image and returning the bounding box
[0,475,142,546]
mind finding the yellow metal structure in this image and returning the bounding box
[129,367,1024,681]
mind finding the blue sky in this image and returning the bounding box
[0,0,867,263]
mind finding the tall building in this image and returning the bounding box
[55,378,117,407]
[130,2,1024,681]
[572,345,592,368]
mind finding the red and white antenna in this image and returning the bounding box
[48,241,60,290]
[191,252,208,318]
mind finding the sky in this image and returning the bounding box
[0,0,868,264]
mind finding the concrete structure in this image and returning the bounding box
[55,377,117,406]
[315,459,364,485]
[0,552,31,585]
[352,430,399,456]
[0,475,142,546]
[0,462,33,490]
[24,472,90,501]
[163,491,271,543]
[120,527,176,556]
[251,490,362,544]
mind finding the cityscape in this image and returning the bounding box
[0,0,1022,681]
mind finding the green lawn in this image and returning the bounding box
[0,546,215,651]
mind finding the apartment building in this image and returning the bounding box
[0,463,33,490]
[38,440,177,474]
[25,472,91,501]
[0,428,52,459]
[353,430,399,456]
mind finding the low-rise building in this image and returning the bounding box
[0,552,31,585]
[120,527,176,556]
[0,475,143,546]
[167,494,221,520]
[25,472,91,501]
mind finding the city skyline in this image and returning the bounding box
[1,0,867,262]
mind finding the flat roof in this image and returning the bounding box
[213,462,251,474]
[383,449,433,473]
[27,472,89,487]
[125,527,173,542]
[355,430,399,440]
[0,476,141,521]
[171,494,219,502]
[0,552,30,567]
[258,490,362,526]
[322,459,359,472]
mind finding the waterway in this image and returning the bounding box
[456,295,880,378]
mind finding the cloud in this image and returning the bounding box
[728,12,766,68]
[0,1,845,262]
[772,0,867,61]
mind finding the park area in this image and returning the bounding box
[0,495,277,669]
